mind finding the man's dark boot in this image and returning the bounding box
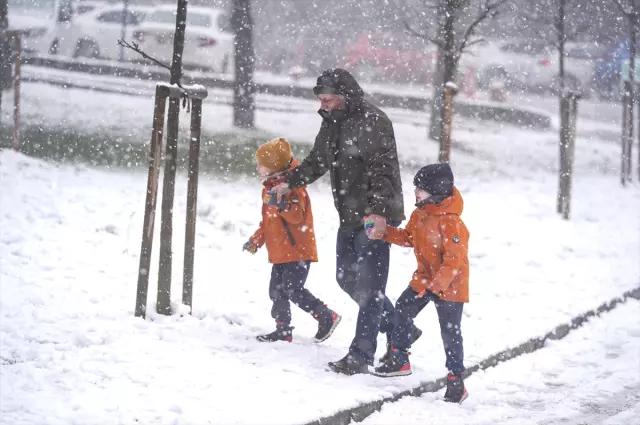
[328,354,369,375]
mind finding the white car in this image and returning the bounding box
[53,4,155,61]
[461,39,536,90]
[462,39,596,95]
[528,42,599,95]
[133,5,234,74]
[8,13,51,55]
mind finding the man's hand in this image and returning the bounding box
[272,182,292,203]
[364,214,387,240]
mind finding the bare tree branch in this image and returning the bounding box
[462,38,488,49]
[458,0,508,54]
[404,20,445,49]
[613,0,633,16]
[390,0,442,47]
[117,39,171,71]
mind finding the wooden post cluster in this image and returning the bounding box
[134,83,208,318]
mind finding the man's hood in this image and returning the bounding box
[313,68,365,111]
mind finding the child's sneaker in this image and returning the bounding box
[378,326,423,364]
[372,347,412,377]
[444,372,468,403]
[256,326,293,342]
[313,305,342,342]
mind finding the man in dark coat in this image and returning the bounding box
[272,68,408,374]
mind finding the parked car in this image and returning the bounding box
[73,0,112,15]
[463,39,597,96]
[536,42,603,96]
[132,5,234,73]
[341,32,437,84]
[52,4,155,61]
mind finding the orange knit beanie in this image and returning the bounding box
[255,137,293,172]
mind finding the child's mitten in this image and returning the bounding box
[242,240,258,254]
[264,190,287,211]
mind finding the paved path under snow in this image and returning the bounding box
[361,300,640,425]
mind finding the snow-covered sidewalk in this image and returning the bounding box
[1,148,638,424]
[361,299,640,425]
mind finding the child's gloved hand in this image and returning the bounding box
[364,214,387,239]
[264,190,287,211]
[242,240,258,254]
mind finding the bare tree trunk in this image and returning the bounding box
[557,0,565,93]
[628,8,636,182]
[430,0,456,143]
[556,0,567,212]
[429,48,445,141]
[232,0,255,128]
[0,0,10,123]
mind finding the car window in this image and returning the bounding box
[147,10,212,27]
[96,10,142,25]
[500,42,548,56]
[128,10,145,25]
[567,47,601,60]
[97,11,123,23]
[188,13,212,27]
[76,5,96,14]
[217,12,232,33]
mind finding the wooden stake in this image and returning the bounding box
[182,98,202,312]
[135,86,168,318]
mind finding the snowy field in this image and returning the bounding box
[1,82,639,424]
[1,81,624,177]
[362,300,640,425]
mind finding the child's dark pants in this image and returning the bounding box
[269,261,321,326]
[392,286,465,374]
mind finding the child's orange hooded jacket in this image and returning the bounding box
[384,187,469,302]
[249,160,318,264]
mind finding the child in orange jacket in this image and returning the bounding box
[243,137,341,343]
[369,163,470,404]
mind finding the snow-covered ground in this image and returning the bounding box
[361,299,640,425]
[1,145,638,423]
[1,81,638,424]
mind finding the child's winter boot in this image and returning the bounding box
[313,304,342,342]
[372,346,412,377]
[444,372,468,403]
[256,324,293,342]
